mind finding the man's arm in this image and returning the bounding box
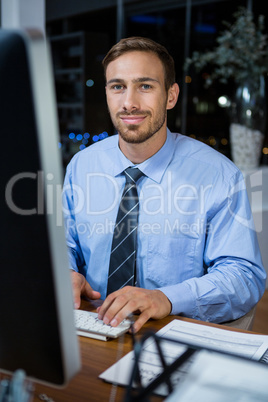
[63,165,101,307]
[160,171,266,322]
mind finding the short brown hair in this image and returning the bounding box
[102,36,176,91]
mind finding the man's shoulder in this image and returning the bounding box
[80,133,118,154]
[171,132,241,180]
[68,134,118,165]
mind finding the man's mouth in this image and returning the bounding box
[120,115,146,125]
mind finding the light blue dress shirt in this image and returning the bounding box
[63,130,266,323]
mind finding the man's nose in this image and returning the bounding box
[122,88,140,112]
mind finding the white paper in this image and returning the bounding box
[99,319,268,396]
[165,350,268,402]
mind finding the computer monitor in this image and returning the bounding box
[0,29,81,386]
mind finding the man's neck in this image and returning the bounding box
[118,129,167,164]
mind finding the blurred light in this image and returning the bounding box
[98,131,109,140]
[76,134,83,141]
[84,132,90,139]
[82,139,88,145]
[58,142,62,148]
[79,144,86,151]
[130,15,166,25]
[218,96,231,107]
[209,136,216,146]
[196,101,209,114]
[86,79,94,87]
[69,132,75,140]
[221,138,228,146]
[242,87,250,102]
[92,135,99,142]
[246,109,252,117]
[185,75,192,84]
[194,23,216,34]
[263,147,268,155]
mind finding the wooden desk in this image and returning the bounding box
[32,301,253,402]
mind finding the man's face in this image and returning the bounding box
[105,51,171,145]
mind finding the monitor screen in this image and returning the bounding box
[0,29,80,386]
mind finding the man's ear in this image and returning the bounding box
[166,83,180,110]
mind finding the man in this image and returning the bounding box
[63,36,266,333]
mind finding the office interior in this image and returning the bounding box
[43,0,268,166]
[1,0,266,162]
[0,0,267,324]
[0,1,268,399]
[46,0,268,326]
[2,0,267,168]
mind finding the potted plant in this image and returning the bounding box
[185,6,268,170]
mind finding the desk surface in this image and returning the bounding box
[31,301,253,402]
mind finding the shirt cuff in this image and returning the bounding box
[158,282,197,317]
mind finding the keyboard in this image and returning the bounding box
[74,309,131,341]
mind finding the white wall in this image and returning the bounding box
[1,0,45,34]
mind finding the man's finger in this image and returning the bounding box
[70,271,101,308]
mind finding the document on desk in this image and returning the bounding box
[165,350,268,402]
[99,319,268,396]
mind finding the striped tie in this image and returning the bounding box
[106,167,144,295]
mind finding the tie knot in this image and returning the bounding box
[124,167,144,183]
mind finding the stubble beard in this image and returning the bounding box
[110,108,167,144]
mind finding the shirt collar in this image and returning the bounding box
[113,129,175,183]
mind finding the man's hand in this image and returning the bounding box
[97,286,172,333]
[71,271,101,309]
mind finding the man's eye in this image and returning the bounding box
[141,84,152,90]
[112,84,123,90]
